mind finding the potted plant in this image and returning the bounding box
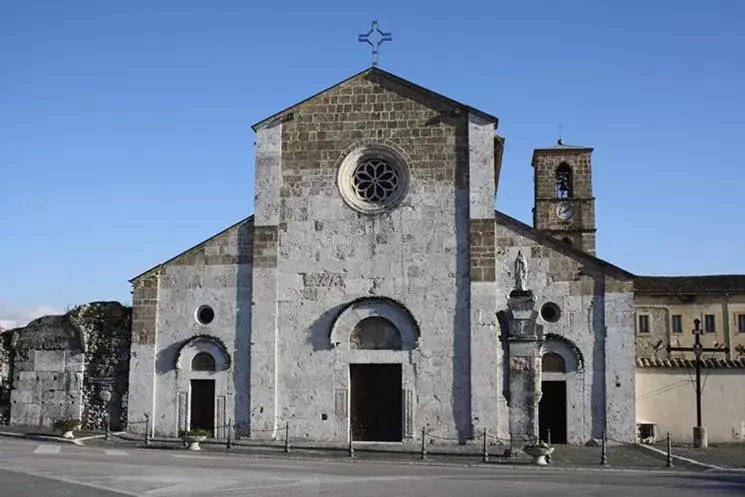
[53,418,81,439]
[523,440,554,466]
[179,429,211,451]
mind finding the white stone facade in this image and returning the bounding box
[127,67,637,444]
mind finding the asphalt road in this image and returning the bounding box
[0,437,743,496]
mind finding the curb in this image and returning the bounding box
[636,443,745,473]
[118,443,707,475]
[0,431,84,446]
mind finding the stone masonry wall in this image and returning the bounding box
[251,71,491,441]
[532,149,596,255]
[69,302,131,431]
[494,212,636,443]
[470,219,496,283]
[0,331,13,424]
[8,302,131,429]
[138,218,253,437]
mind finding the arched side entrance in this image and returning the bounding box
[330,298,420,442]
[539,335,584,444]
[175,336,232,436]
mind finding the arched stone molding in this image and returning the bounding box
[329,297,420,351]
[173,335,233,437]
[541,333,584,373]
[175,335,231,372]
[327,298,421,441]
[539,333,585,444]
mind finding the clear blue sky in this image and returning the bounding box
[1,0,744,319]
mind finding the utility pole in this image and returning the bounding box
[667,318,729,448]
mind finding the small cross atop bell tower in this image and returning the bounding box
[531,138,597,255]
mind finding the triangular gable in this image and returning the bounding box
[251,66,499,131]
[495,210,634,280]
[130,216,254,283]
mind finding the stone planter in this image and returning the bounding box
[62,430,75,439]
[182,435,207,451]
[523,445,554,466]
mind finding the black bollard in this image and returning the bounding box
[482,429,489,463]
[421,427,427,460]
[144,413,151,446]
[227,419,233,449]
[348,426,354,458]
[284,421,290,453]
[600,430,608,466]
[666,432,673,468]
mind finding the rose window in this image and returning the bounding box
[337,145,410,214]
[352,159,399,203]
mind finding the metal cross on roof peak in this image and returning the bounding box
[556,124,565,141]
[358,20,392,67]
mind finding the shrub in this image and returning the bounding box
[179,428,211,438]
[53,418,80,433]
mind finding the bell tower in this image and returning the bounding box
[532,139,596,255]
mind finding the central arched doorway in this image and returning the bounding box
[330,297,420,443]
[349,317,403,442]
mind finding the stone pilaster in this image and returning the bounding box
[249,122,282,437]
[504,290,543,449]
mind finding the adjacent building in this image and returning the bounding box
[634,277,745,443]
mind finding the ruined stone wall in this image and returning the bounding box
[70,302,132,431]
[7,302,131,429]
[0,331,13,424]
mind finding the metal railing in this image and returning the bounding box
[119,415,684,469]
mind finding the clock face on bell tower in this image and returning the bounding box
[555,202,574,222]
[531,140,597,255]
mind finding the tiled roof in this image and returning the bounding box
[637,357,745,369]
[635,275,745,295]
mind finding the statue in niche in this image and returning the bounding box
[514,251,528,291]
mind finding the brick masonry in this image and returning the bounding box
[469,219,496,282]
[252,226,277,268]
[131,276,157,345]
[532,148,597,255]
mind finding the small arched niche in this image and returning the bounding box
[175,335,231,372]
[555,163,573,198]
[542,352,566,373]
[350,316,402,350]
[541,334,584,373]
[330,297,420,351]
[191,352,216,372]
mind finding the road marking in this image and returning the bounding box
[103,449,129,457]
[33,444,62,455]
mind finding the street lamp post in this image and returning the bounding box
[667,318,729,448]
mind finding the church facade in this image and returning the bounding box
[127,68,636,445]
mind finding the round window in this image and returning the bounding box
[338,145,409,214]
[540,302,561,323]
[196,305,215,325]
[352,158,399,203]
